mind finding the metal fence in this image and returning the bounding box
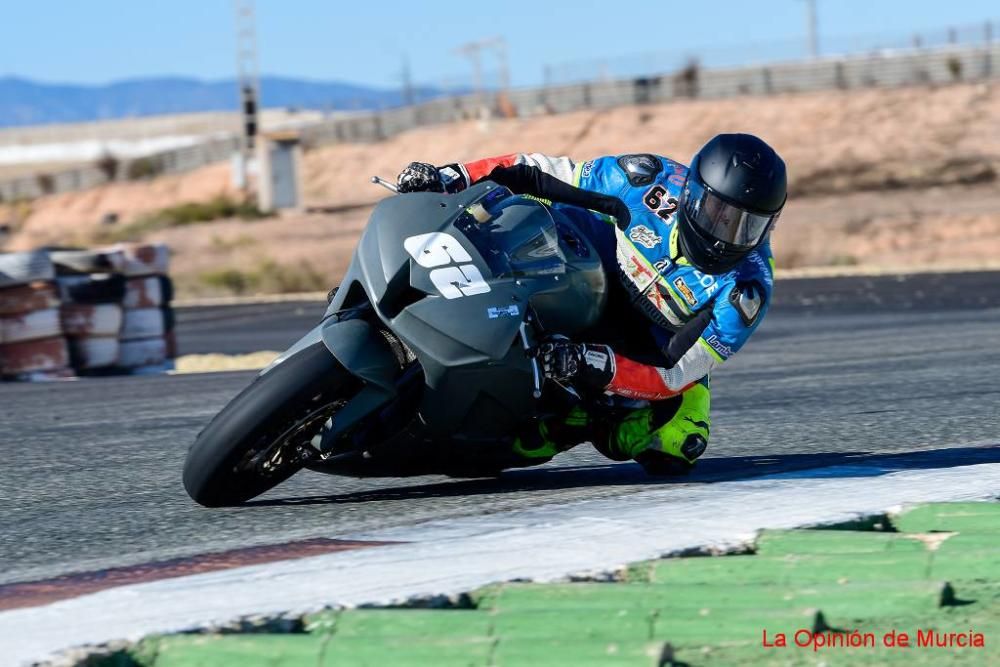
[0,135,241,202]
[302,43,1000,141]
[2,41,998,203]
[543,20,1000,85]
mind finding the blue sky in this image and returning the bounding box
[0,1,996,88]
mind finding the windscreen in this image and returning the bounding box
[455,188,566,278]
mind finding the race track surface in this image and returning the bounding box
[3,272,1000,586]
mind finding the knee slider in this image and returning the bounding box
[635,447,696,476]
[636,433,707,476]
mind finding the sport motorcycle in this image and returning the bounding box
[183,178,608,506]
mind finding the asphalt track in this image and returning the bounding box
[2,272,1000,588]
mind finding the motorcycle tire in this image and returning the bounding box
[183,341,357,507]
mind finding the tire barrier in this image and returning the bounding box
[61,304,123,337]
[56,273,127,304]
[120,307,165,340]
[0,308,62,344]
[0,336,70,376]
[0,282,60,316]
[164,329,178,360]
[160,303,176,333]
[158,274,175,304]
[1,242,174,380]
[49,248,126,275]
[118,336,167,369]
[0,251,55,288]
[68,336,120,370]
[116,243,170,277]
[116,243,173,371]
[122,276,164,309]
[63,301,123,371]
[0,251,70,379]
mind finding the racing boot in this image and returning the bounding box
[596,379,711,475]
[508,405,591,466]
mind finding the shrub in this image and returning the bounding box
[97,196,269,242]
[198,259,328,295]
[199,268,256,294]
[95,153,120,180]
[947,56,963,81]
[146,196,266,227]
[126,157,163,181]
[254,259,328,293]
[36,173,55,195]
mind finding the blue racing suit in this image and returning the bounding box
[458,152,774,402]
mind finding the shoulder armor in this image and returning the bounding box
[616,154,662,186]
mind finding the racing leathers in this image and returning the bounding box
[409,152,774,472]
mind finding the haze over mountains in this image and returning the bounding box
[0,76,452,127]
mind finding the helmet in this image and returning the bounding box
[677,133,786,274]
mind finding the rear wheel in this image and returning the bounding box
[183,342,358,506]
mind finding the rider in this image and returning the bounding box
[395,134,786,474]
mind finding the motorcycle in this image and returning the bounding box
[183,178,609,506]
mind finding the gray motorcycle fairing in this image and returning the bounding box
[278,182,609,445]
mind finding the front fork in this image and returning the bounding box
[518,319,543,400]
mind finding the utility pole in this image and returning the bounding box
[495,39,510,90]
[234,0,260,194]
[400,54,415,107]
[801,0,819,58]
[454,37,510,105]
[454,41,484,97]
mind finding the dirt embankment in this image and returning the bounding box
[3,82,998,295]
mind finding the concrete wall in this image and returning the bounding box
[2,44,996,203]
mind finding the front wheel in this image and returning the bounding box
[183,342,357,506]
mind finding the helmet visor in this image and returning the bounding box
[682,178,778,248]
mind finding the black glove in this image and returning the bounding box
[533,336,615,390]
[397,162,445,193]
[397,162,469,194]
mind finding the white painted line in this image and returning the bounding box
[3,461,998,666]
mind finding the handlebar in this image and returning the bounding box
[370,175,398,193]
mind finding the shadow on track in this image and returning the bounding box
[244,444,1000,508]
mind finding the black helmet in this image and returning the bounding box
[677,133,786,274]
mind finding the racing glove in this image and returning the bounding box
[396,162,468,193]
[534,336,614,391]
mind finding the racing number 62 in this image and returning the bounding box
[403,232,491,299]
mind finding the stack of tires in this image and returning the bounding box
[0,251,72,379]
[2,244,176,380]
[51,247,127,374]
[117,244,174,372]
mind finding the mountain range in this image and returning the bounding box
[0,76,453,127]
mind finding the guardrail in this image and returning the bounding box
[2,43,997,202]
